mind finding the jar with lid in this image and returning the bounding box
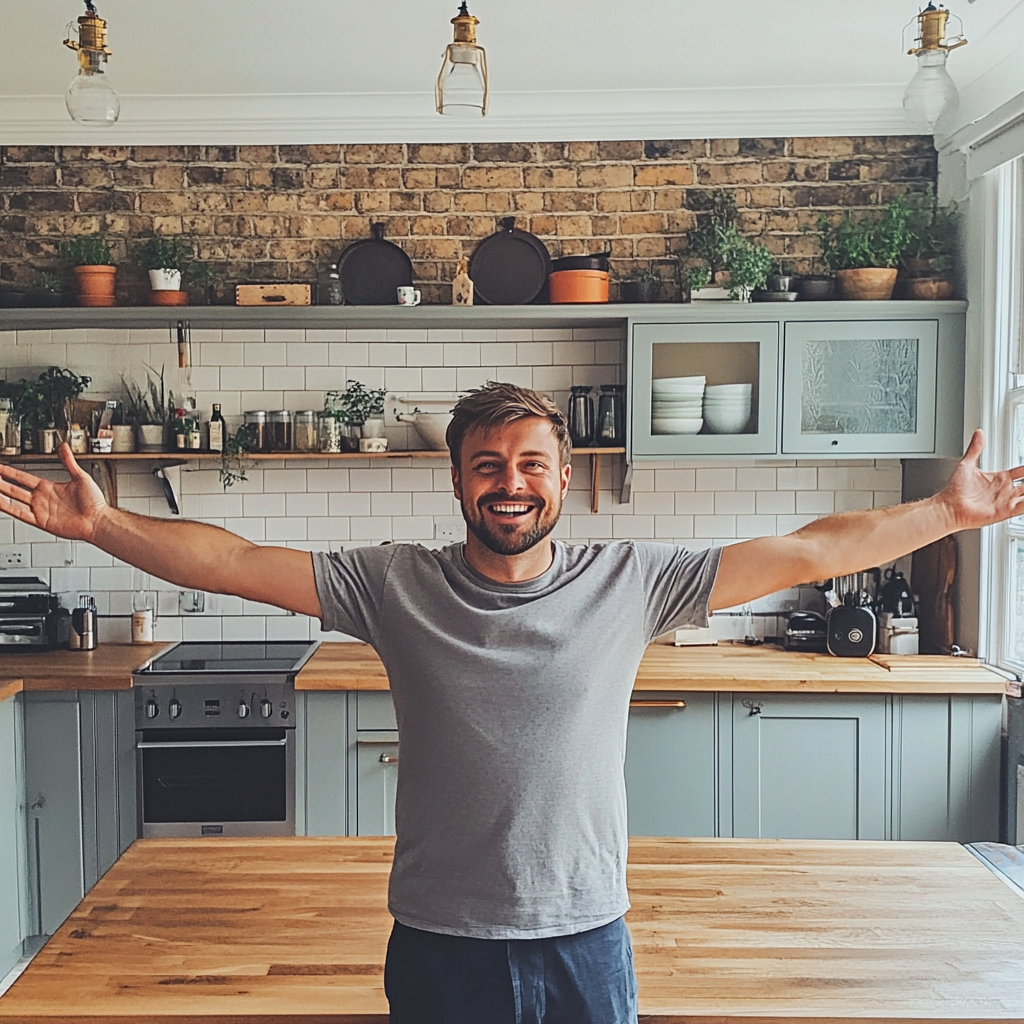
[244,410,272,453]
[595,384,626,446]
[269,410,293,452]
[68,423,89,455]
[567,385,595,447]
[294,411,317,452]
[318,413,342,453]
[317,263,343,305]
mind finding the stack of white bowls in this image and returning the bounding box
[702,383,753,434]
[651,375,705,434]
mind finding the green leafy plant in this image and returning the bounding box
[60,234,113,267]
[625,265,662,285]
[813,198,912,271]
[0,377,48,431]
[136,235,194,272]
[37,367,92,432]
[31,270,64,295]
[726,243,773,297]
[220,423,258,490]
[183,261,219,304]
[325,380,387,425]
[121,364,176,427]
[901,187,958,272]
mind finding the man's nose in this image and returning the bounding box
[494,464,527,493]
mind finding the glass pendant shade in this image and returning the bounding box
[903,49,958,132]
[66,68,120,126]
[437,46,487,116]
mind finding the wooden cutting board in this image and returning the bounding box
[912,535,958,654]
[2,837,1023,1022]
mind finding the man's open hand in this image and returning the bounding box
[937,429,1024,532]
[0,443,107,542]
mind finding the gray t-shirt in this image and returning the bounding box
[312,539,720,939]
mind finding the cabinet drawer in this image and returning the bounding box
[355,692,397,731]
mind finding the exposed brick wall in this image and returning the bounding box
[0,137,936,304]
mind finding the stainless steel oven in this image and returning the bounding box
[132,640,318,838]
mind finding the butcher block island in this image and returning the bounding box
[1,836,1022,1023]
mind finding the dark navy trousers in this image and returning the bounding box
[384,916,638,1024]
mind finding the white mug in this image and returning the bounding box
[397,286,421,306]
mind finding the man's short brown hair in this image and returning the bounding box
[446,382,571,468]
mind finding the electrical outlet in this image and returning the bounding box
[434,517,465,540]
[0,545,30,568]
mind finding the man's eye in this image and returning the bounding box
[474,461,499,471]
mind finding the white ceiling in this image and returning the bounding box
[0,0,1022,143]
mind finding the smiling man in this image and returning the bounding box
[1,381,1023,1024]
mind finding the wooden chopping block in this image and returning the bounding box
[235,283,311,306]
[912,535,957,654]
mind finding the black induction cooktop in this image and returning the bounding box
[137,641,319,674]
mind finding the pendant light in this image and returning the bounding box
[63,0,120,126]
[902,3,966,133]
[436,3,489,117]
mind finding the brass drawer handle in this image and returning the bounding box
[379,753,399,765]
[629,700,686,708]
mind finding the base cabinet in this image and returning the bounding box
[299,692,349,837]
[625,693,716,837]
[0,695,27,979]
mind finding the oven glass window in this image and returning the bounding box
[140,728,287,823]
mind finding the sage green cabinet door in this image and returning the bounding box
[301,692,349,837]
[625,693,716,837]
[0,695,26,978]
[354,739,399,836]
[731,694,887,840]
[23,693,84,937]
[894,695,1001,842]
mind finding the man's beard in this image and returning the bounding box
[460,490,562,556]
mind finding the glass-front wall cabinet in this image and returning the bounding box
[630,321,779,458]
[781,319,938,455]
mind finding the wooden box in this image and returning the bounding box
[235,283,311,307]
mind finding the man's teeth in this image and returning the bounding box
[491,503,533,514]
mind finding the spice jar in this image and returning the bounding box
[318,414,342,453]
[270,410,293,452]
[244,410,272,453]
[68,423,89,455]
[294,411,317,452]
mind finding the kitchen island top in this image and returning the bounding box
[1,835,1022,1022]
[296,641,1010,694]
[0,643,168,692]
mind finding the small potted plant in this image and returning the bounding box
[621,265,662,303]
[900,188,958,300]
[325,381,388,450]
[137,235,194,306]
[183,261,219,306]
[60,234,116,307]
[122,364,176,451]
[0,377,47,453]
[812,198,911,301]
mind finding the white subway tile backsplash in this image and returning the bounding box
[777,467,817,490]
[694,515,736,538]
[696,468,736,491]
[369,343,406,366]
[220,365,265,391]
[247,342,286,365]
[675,492,714,515]
[266,517,307,541]
[286,492,329,517]
[329,492,372,516]
[755,491,796,515]
[715,491,755,515]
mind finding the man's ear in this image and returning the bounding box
[451,463,462,502]
[561,462,571,498]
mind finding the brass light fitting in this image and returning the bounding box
[906,3,967,55]
[902,4,967,133]
[436,2,489,117]
[62,0,120,125]
[64,0,112,74]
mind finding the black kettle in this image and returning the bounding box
[879,568,915,617]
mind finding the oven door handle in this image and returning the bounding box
[137,739,288,749]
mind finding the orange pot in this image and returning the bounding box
[835,267,898,301]
[149,289,189,306]
[548,269,609,304]
[74,264,116,307]
[905,277,954,300]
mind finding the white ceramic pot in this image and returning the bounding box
[360,418,385,439]
[110,424,136,453]
[137,423,166,451]
[148,268,182,291]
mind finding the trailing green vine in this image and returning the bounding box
[219,423,258,490]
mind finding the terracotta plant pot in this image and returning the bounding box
[74,265,116,307]
[149,290,189,306]
[835,268,898,301]
[906,277,954,300]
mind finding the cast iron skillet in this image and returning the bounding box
[336,223,413,305]
[469,217,551,305]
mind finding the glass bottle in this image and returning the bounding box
[187,411,202,450]
[317,263,343,305]
[208,403,225,453]
[173,408,188,450]
[595,384,626,447]
[567,385,595,447]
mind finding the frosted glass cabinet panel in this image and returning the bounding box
[630,321,779,458]
[782,320,938,455]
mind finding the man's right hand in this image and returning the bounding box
[0,443,108,542]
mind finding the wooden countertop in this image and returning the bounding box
[296,641,1010,694]
[0,643,167,692]
[2,836,1022,1022]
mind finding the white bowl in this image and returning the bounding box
[705,383,753,396]
[400,411,452,450]
[653,399,703,409]
[703,407,752,434]
[652,380,705,393]
[652,417,703,435]
[653,375,705,387]
[702,399,752,409]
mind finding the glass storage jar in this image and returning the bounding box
[269,410,293,452]
[243,410,271,453]
[294,411,317,452]
[318,414,342,453]
[595,384,626,446]
[567,385,595,447]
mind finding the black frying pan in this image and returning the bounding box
[469,217,551,305]
[336,223,413,305]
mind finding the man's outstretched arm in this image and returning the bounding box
[0,444,321,618]
[709,429,1024,612]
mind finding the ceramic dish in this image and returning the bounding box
[652,417,703,435]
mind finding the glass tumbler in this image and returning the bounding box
[567,385,595,447]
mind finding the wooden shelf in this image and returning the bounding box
[5,447,627,513]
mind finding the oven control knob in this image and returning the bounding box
[259,698,273,719]
[237,700,250,719]
[168,699,182,720]
[145,698,159,720]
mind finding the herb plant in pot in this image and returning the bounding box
[900,188,957,300]
[61,234,117,307]
[325,381,387,451]
[137,235,193,306]
[122,364,176,451]
[621,265,662,303]
[813,198,911,301]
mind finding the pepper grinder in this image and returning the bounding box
[69,595,97,651]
